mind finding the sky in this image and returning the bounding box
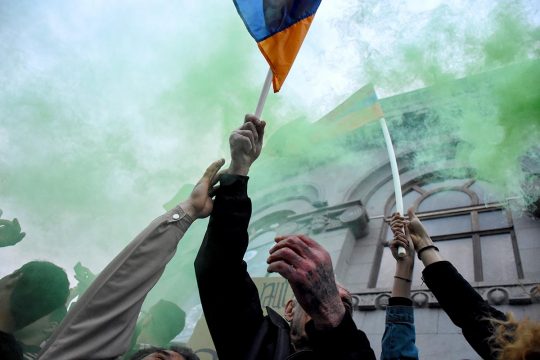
[1,0,539,329]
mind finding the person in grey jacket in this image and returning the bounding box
[37,159,225,360]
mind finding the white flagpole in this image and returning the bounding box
[379,117,407,258]
[255,68,273,118]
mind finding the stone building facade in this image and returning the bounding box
[242,63,540,358]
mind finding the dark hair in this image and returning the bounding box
[10,261,69,329]
[130,345,199,360]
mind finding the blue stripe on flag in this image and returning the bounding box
[234,0,321,42]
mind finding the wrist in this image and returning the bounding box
[395,261,414,277]
[228,162,250,176]
[179,200,198,219]
[420,248,444,266]
[312,302,345,330]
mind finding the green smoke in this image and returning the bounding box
[1,0,539,350]
[310,0,540,205]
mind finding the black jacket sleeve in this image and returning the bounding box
[422,261,506,360]
[195,174,264,360]
[305,312,376,360]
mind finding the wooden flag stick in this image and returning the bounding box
[379,117,407,258]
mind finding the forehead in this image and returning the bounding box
[143,350,185,360]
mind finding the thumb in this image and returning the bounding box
[407,207,418,221]
[201,159,226,185]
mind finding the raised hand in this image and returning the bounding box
[181,159,225,219]
[267,234,345,329]
[0,217,26,248]
[389,213,415,265]
[74,262,97,295]
[228,114,266,176]
[406,208,433,251]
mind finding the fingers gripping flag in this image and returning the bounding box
[234,0,322,92]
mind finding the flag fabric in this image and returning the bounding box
[233,0,322,92]
[264,83,384,155]
[317,83,384,134]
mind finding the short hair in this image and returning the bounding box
[130,345,199,360]
[10,261,69,329]
[143,300,186,345]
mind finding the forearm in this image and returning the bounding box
[382,300,418,360]
[422,261,506,358]
[392,261,413,298]
[39,205,193,360]
[195,175,264,359]
[419,248,444,267]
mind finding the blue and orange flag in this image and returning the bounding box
[233,0,322,92]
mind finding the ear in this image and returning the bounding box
[284,299,295,322]
[5,273,22,289]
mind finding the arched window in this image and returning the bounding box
[372,175,523,288]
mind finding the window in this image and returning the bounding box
[244,231,277,278]
[371,177,523,288]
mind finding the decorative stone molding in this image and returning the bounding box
[374,294,391,310]
[412,292,430,308]
[353,282,540,310]
[486,288,509,305]
[249,200,370,239]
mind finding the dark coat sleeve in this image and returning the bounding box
[194,174,265,360]
[305,312,376,360]
[422,261,506,360]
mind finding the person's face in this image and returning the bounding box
[0,271,21,311]
[14,313,59,346]
[141,350,185,360]
[0,271,20,292]
[287,285,353,350]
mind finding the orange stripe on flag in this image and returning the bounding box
[331,103,384,132]
[258,15,315,93]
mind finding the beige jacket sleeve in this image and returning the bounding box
[38,205,194,360]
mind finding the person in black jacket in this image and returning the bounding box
[400,208,540,360]
[195,114,376,360]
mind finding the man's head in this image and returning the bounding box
[284,284,353,350]
[130,345,199,360]
[14,305,66,347]
[136,300,186,347]
[1,261,69,330]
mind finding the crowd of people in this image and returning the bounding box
[1,115,539,360]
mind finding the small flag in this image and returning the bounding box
[263,83,384,157]
[317,83,384,133]
[233,0,322,92]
